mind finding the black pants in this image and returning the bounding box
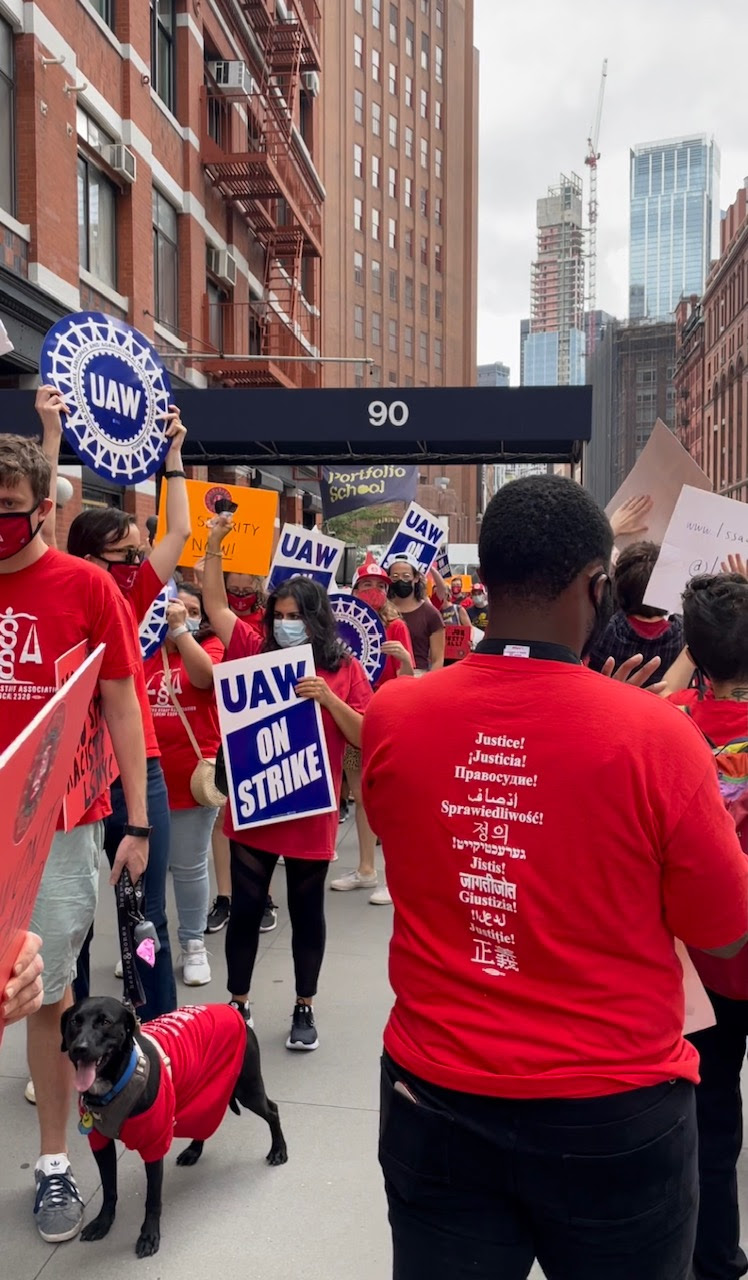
[226,841,327,998]
[689,991,748,1280]
[379,1052,698,1280]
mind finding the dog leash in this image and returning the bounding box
[115,869,146,1011]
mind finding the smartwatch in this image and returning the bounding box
[123,824,152,839]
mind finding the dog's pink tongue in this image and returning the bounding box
[75,1062,97,1093]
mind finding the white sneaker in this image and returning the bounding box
[182,940,211,986]
[369,885,393,905]
[114,959,123,979]
[330,870,378,892]
[25,1079,36,1105]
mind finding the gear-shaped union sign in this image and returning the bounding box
[139,579,177,660]
[40,312,172,485]
[328,594,387,686]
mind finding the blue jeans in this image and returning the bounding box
[169,806,219,945]
[75,758,177,1021]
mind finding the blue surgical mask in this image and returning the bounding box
[185,617,201,634]
[273,619,308,648]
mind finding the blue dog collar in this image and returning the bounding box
[97,1045,140,1105]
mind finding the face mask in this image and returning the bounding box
[273,619,308,648]
[389,580,414,600]
[582,572,614,660]
[0,508,43,561]
[185,617,201,634]
[227,591,258,615]
[356,587,387,613]
[473,595,487,608]
[105,561,140,594]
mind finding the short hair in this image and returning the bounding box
[613,541,666,618]
[478,475,613,602]
[67,508,135,559]
[682,573,748,684]
[0,434,51,507]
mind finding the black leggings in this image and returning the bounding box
[227,842,328,999]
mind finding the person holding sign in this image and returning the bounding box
[0,428,149,1245]
[203,515,371,1051]
[1,934,44,1041]
[587,541,684,689]
[388,554,445,673]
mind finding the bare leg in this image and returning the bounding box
[211,819,232,900]
[347,768,377,879]
[27,989,73,1155]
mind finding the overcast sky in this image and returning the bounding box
[474,0,748,381]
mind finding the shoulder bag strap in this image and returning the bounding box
[160,646,204,764]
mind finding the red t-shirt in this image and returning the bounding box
[144,637,224,809]
[87,1005,246,1162]
[362,652,748,1100]
[376,617,415,689]
[0,548,141,825]
[223,618,372,859]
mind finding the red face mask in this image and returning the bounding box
[227,591,258,616]
[0,508,43,561]
[105,561,140,594]
[356,587,387,614]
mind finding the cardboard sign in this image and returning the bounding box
[444,624,472,663]
[139,577,177,660]
[157,479,277,574]
[606,419,712,549]
[644,485,748,615]
[328,593,387,685]
[55,642,116,831]
[382,502,449,575]
[0,645,104,1037]
[677,940,716,1035]
[267,524,344,593]
[214,646,336,832]
[40,312,172,485]
[320,463,418,519]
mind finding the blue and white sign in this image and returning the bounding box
[139,578,177,660]
[214,646,336,831]
[328,593,387,686]
[266,524,344,593]
[434,545,452,579]
[40,312,172,485]
[382,502,449,576]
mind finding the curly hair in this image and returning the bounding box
[264,577,349,672]
[682,572,748,684]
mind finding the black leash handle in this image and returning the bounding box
[115,868,146,1010]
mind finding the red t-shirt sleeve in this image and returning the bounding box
[225,616,264,661]
[661,767,748,949]
[89,573,141,682]
[127,559,166,625]
[347,657,374,714]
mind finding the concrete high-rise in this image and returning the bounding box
[477,361,510,387]
[523,173,586,387]
[629,135,720,322]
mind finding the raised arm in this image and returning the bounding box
[149,407,191,583]
[34,385,68,549]
[201,513,238,648]
[165,600,216,689]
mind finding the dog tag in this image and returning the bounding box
[78,1110,94,1136]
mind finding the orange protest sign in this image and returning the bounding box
[444,624,472,663]
[157,479,278,574]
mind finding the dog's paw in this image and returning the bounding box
[81,1213,114,1242]
[135,1229,160,1259]
[267,1144,288,1167]
[176,1148,200,1167]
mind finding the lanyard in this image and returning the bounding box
[473,638,582,666]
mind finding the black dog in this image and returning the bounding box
[61,997,287,1258]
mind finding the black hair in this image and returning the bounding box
[176,582,216,643]
[478,474,613,602]
[682,573,748,685]
[613,541,666,618]
[264,576,348,672]
[67,508,135,559]
[145,514,158,545]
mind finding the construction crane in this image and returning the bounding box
[584,58,608,315]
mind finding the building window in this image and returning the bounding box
[405,277,414,309]
[388,216,397,250]
[420,137,428,169]
[354,305,365,340]
[78,154,117,287]
[372,102,381,136]
[420,331,428,364]
[354,251,364,286]
[420,234,428,266]
[436,0,443,27]
[354,89,364,124]
[372,207,381,240]
[404,324,414,358]
[434,337,442,369]
[0,19,15,214]
[405,17,414,57]
[420,282,429,315]
[372,311,382,346]
[434,195,442,226]
[151,1,176,112]
[388,165,397,199]
[405,74,413,108]
[355,0,363,11]
[354,197,363,231]
[404,375,414,386]
[435,45,443,83]
[389,268,398,301]
[388,62,397,94]
[421,0,430,12]
[388,317,398,352]
[91,0,115,25]
[372,0,381,29]
[388,113,398,147]
[405,126,414,158]
[421,31,430,70]
[372,154,381,187]
[372,259,382,293]
[434,289,442,321]
[389,3,398,42]
[354,33,363,68]
[388,371,398,385]
[434,243,443,273]
[405,228,414,260]
[420,187,428,217]
[435,147,443,179]
[354,142,363,178]
[404,176,413,208]
[435,100,442,130]
[152,188,178,330]
[206,277,228,352]
[372,48,380,82]
[420,88,428,119]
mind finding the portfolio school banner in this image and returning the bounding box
[55,642,117,831]
[156,478,277,574]
[267,524,344,592]
[0,645,104,1034]
[214,646,336,832]
[382,502,449,575]
[320,464,418,519]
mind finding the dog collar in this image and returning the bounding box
[79,1044,151,1141]
[98,1045,140,1105]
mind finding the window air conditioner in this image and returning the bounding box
[302,70,320,97]
[105,144,137,184]
[207,246,238,288]
[209,61,253,96]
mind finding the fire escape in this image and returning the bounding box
[200,0,322,389]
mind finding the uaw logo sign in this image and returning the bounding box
[139,579,177,660]
[327,594,386,686]
[40,312,172,485]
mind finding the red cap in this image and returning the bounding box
[353,553,391,587]
[472,582,485,593]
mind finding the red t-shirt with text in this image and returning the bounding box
[144,636,224,809]
[0,548,141,825]
[362,653,748,1099]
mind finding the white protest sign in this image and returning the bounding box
[606,419,712,548]
[214,645,336,832]
[644,485,748,615]
[266,524,344,593]
[677,940,716,1036]
[0,317,13,356]
[382,502,449,574]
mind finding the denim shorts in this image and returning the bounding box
[30,821,103,1004]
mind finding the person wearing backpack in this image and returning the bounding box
[668,571,748,1280]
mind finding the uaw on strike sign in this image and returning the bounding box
[215,647,336,832]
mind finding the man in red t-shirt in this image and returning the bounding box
[362,474,748,1280]
[0,420,149,1246]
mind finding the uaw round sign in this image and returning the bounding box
[328,593,387,686]
[139,579,177,660]
[40,312,172,485]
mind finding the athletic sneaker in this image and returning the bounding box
[330,870,378,892]
[34,1160,84,1242]
[25,1079,36,1105]
[114,959,123,979]
[339,800,349,824]
[369,885,393,905]
[206,895,230,933]
[260,899,278,933]
[182,940,211,986]
[286,1002,319,1051]
[229,998,254,1029]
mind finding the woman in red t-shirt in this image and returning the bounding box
[143,585,224,989]
[202,516,372,1051]
[331,559,414,905]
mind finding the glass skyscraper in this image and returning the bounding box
[629,135,719,321]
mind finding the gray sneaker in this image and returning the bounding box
[33,1162,84,1242]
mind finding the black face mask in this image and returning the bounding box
[581,571,614,660]
[389,580,415,600]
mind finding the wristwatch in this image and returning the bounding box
[169,624,189,639]
[123,824,152,839]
